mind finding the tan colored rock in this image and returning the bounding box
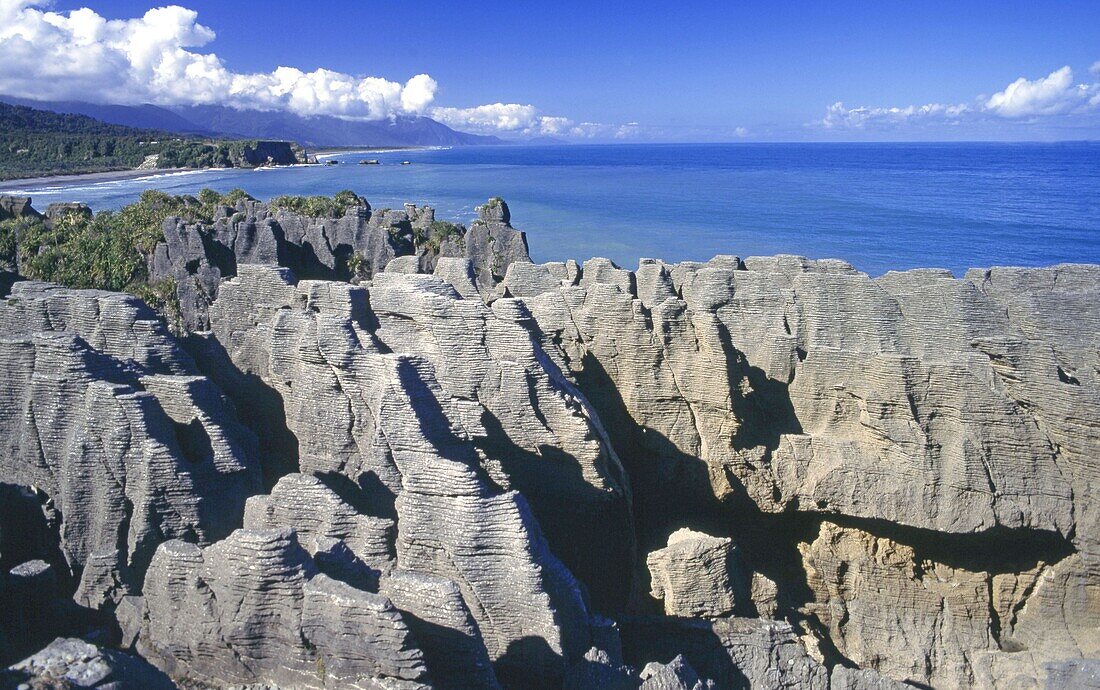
[647,528,737,618]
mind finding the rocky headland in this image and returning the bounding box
[0,193,1096,689]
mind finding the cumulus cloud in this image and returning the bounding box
[820,65,1100,129]
[985,66,1099,117]
[430,102,627,138]
[0,0,437,118]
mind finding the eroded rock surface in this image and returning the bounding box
[150,196,531,330]
[0,282,261,609]
[1,193,1098,689]
[205,266,596,686]
[138,527,430,689]
[647,528,740,618]
[517,256,1100,688]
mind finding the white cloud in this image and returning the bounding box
[0,1,437,118]
[820,64,1100,129]
[985,66,1098,117]
[1091,61,1100,75]
[821,101,971,129]
[431,102,626,138]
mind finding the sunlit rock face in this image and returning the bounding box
[1,194,1098,689]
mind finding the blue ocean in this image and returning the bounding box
[5,143,1099,275]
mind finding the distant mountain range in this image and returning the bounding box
[0,96,504,148]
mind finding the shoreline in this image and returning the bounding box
[0,167,201,192]
[311,146,425,159]
[0,147,428,190]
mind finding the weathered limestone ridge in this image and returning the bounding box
[0,194,1097,689]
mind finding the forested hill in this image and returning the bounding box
[0,101,307,181]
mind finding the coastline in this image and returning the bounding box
[0,167,198,193]
[312,146,425,159]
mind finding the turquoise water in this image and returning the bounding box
[6,143,1099,275]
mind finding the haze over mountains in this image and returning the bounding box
[0,96,503,148]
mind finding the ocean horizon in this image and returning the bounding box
[6,141,1098,276]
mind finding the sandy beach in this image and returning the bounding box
[0,167,196,192]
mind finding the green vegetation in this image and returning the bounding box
[270,190,366,218]
[1,188,255,327]
[0,102,305,181]
[419,220,464,252]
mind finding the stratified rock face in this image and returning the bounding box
[521,256,1082,533]
[381,569,501,690]
[138,528,430,689]
[457,198,531,288]
[517,256,1099,688]
[620,616,831,690]
[638,654,714,690]
[205,266,593,686]
[0,282,262,608]
[244,472,396,572]
[647,528,738,618]
[367,271,634,611]
[150,196,532,330]
[2,188,1099,690]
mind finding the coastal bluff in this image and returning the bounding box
[0,194,1097,689]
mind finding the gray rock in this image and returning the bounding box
[0,195,38,220]
[639,654,713,690]
[381,569,501,689]
[620,616,829,690]
[206,266,594,687]
[146,196,531,330]
[44,202,92,222]
[3,637,174,689]
[1044,659,1100,689]
[138,528,430,689]
[563,647,634,690]
[0,283,261,608]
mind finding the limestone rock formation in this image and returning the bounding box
[1,193,1098,690]
[0,282,262,609]
[638,654,714,690]
[517,255,1100,688]
[149,196,531,330]
[137,527,430,688]
[647,528,740,618]
[620,615,831,689]
[205,266,594,686]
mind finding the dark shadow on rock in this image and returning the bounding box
[494,636,563,690]
[570,352,727,611]
[618,616,740,689]
[479,409,636,615]
[316,470,396,522]
[714,320,803,452]
[183,332,300,490]
[0,483,64,576]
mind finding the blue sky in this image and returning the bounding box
[4,0,1100,141]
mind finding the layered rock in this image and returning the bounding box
[1,190,1098,689]
[366,270,633,610]
[513,255,1099,688]
[2,637,174,689]
[205,266,593,686]
[137,527,430,688]
[619,615,831,689]
[150,196,531,330]
[647,528,740,618]
[0,282,261,608]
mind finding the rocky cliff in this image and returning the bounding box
[0,195,1096,689]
